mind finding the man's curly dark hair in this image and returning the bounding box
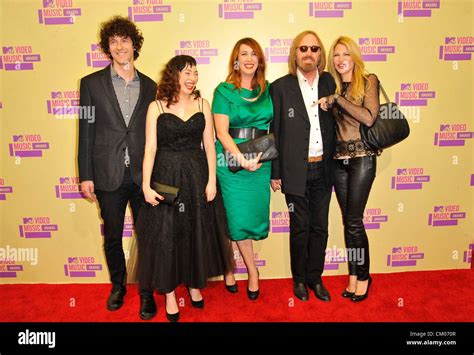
[99,16,144,61]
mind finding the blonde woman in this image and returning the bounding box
[318,36,379,302]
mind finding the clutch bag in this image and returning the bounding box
[226,133,279,173]
[150,182,179,206]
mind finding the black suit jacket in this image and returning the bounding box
[78,65,157,191]
[270,72,337,197]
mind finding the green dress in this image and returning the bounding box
[212,82,273,241]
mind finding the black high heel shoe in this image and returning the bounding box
[225,282,238,294]
[187,288,204,309]
[247,269,259,301]
[165,295,180,322]
[351,277,372,302]
[341,289,355,298]
[224,275,238,293]
[166,311,180,322]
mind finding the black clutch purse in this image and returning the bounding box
[150,182,179,206]
[226,133,279,173]
[359,82,410,151]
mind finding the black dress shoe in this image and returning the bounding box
[293,282,309,301]
[341,289,355,298]
[106,288,126,311]
[225,282,238,294]
[166,311,180,322]
[139,294,157,320]
[351,277,372,302]
[188,288,204,309]
[310,283,331,302]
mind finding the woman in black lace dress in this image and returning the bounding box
[318,36,380,302]
[136,55,234,322]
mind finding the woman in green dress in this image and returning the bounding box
[212,38,273,301]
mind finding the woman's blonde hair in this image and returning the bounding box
[288,30,326,75]
[327,36,370,104]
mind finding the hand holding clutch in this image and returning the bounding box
[150,182,179,206]
[226,133,279,173]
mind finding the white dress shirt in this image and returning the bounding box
[296,69,324,158]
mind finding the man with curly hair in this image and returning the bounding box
[78,16,158,320]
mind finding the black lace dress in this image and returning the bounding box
[136,101,234,294]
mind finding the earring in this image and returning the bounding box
[233,60,239,71]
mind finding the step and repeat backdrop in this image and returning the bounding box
[0,0,472,283]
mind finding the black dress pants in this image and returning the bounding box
[285,161,332,285]
[96,167,151,295]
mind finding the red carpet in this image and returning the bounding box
[1,269,472,322]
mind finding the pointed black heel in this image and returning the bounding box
[165,294,180,322]
[225,282,238,294]
[188,288,204,309]
[341,289,355,298]
[224,274,238,294]
[247,269,259,301]
[166,311,180,322]
[351,276,372,302]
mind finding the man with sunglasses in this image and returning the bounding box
[270,31,336,303]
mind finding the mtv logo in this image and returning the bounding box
[397,168,407,175]
[51,92,63,99]
[440,124,450,131]
[134,0,145,5]
[393,247,402,253]
[434,206,444,212]
[43,0,54,8]
[270,39,281,46]
[445,37,456,44]
[13,135,23,142]
[401,83,411,91]
[180,41,192,49]
[23,217,33,224]
[91,44,100,51]
[60,177,70,184]
[68,257,78,263]
[3,47,14,54]
[359,38,370,45]
[272,212,283,218]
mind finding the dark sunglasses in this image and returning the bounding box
[298,45,320,53]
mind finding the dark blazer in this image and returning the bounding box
[270,72,336,197]
[78,65,157,191]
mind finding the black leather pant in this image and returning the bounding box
[334,156,376,281]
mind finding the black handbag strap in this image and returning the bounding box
[379,82,390,104]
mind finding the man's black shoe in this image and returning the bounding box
[139,294,157,320]
[106,288,126,311]
[293,282,309,301]
[309,283,331,302]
